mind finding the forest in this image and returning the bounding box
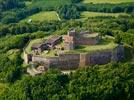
[0,0,133,100]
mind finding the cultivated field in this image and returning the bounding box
[21,11,59,22]
[81,11,129,19]
[83,0,134,4]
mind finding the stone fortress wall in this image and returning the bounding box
[24,45,124,70]
[24,29,124,71]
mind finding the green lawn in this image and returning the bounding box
[81,11,129,19]
[28,0,71,10]
[83,0,134,4]
[20,11,59,22]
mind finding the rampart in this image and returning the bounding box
[24,45,124,70]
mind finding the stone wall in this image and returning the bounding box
[58,54,80,70]
[32,55,49,63]
[25,45,124,70]
[79,53,87,67]
[75,37,99,45]
[111,45,124,62]
[79,45,124,66]
[47,54,80,70]
[85,50,112,65]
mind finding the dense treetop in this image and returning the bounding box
[0,62,134,100]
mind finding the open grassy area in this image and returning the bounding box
[83,0,134,4]
[83,33,99,38]
[20,11,59,22]
[81,11,129,19]
[25,34,117,57]
[28,0,71,10]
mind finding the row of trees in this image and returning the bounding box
[0,15,134,37]
[57,4,80,19]
[78,3,134,13]
[0,0,25,11]
[0,7,41,24]
[0,62,134,100]
[0,20,61,36]
[71,0,83,3]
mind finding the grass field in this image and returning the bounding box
[21,11,59,22]
[28,0,71,10]
[81,11,129,19]
[83,0,134,4]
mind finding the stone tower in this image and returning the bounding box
[63,29,76,50]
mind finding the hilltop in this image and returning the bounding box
[0,0,134,100]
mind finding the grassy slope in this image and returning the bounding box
[81,11,129,19]
[20,11,59,22]
[83,0,134,4]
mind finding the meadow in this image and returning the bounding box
[20,11,59,22]
[81,11,129,19]
[83,0,134,4]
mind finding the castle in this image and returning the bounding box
[24,29,124,75]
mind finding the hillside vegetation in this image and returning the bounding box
[0,0,133,100]
[28,0,71,10]
[83,0,134,4]
[0,63,134,100]
[81,11,129,19]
